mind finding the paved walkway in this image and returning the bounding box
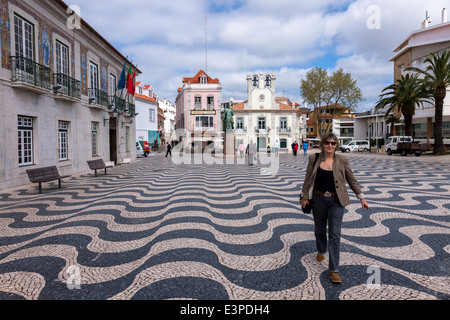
[0,151,449,300]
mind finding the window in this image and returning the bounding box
[18,116,33,165]
[90,62,98,89]
[236,117,244,130]
[91,122,98,156]
[149,109,155,122]
[55,41,68,75]
[14,14,34,60]
[195,116,214,129]
[265,75,271,87]
[58,121,68,161]
[109,74,116,95]
[194,96,202,110]
[258,117,266,130]
[139,87,143,95]
[280,117,287,131]
[207,96,214,110]
[200,76,207,84]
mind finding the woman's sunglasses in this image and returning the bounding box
[324,141,337,146]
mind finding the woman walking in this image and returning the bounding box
[300,133,369,283]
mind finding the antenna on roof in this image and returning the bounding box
[205,16,208,73]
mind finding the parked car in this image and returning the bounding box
[340,140,370,153]
[136,141,150,157]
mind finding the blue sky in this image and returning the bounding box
[70,0,449,112]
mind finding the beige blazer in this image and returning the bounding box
[301,152,364,207]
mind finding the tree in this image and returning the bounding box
[374,74,428,136]
[300,67,329,108]
[407,50,450,154]
[300,67,363,136]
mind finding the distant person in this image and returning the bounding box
[238,143,245,158]
[165,142,172,157]
[246,140,256,166]
[303,141,308,156]
[292,141,298,156]
[273,140,280,157]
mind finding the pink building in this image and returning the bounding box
[175,70,222,148]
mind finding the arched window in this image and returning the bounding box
[265,75,271,87]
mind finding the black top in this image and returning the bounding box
[314,166,336,193]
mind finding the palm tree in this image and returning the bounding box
[407,50,450,154]
[385,114,400,136]
[375,74,428,136]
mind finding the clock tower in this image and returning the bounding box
[245,72,277,110]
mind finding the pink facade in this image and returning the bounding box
[175,70,222,136]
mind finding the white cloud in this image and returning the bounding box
[70,0,449,111]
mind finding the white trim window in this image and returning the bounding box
[14,14,34,60]
[55,41,68,75]
[90,62,98,89]
[18,116,33,166]
[91,122,98,156]
[195,116,214,129]
[58,121,68,161]
[149,109,155,122]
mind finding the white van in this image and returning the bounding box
[340,140,370,153]
[385,136,413,155]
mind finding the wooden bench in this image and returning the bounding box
[87,159,113,177]
[26,166,71,193]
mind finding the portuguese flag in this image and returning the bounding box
[126,65,136,96]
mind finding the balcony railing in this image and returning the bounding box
[88,87,109,107]
[108,95,126,112]
[10,56,51,91]
[127,102,135,116]
[54,73,81,99]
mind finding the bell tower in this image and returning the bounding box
[245,72,277,110]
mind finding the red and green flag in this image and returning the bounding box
[126,65,136,96]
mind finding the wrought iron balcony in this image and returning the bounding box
[10,56,52,91]
[108,95,126,112]
[88,87,109,107]
[127,102,135,116]
[54,73,81,99]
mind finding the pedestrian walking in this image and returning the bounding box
[300,132,369,283]
[292,141,298,156]
[273,140,280,157]
[165,142,172,157]
[246,140,256,166]
[239,143,245,158]
[303,141,308,156]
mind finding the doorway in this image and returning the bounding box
[109,118,117,164]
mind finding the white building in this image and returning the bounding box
[0,0,138,190]
[134,82,159,149]
[232,72,307,151]
[389,8,450,147]
[159,98,176,143]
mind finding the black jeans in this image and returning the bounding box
[311,192,345,272]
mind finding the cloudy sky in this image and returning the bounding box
[70,0,449,112]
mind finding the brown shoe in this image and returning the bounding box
[316,254,325,262]
[329,272,342,283]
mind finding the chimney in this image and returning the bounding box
[421,11,431,28]
[443,8,448,23]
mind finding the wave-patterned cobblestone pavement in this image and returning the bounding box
[0,153,449,300]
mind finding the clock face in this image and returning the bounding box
[259,94,265,101]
